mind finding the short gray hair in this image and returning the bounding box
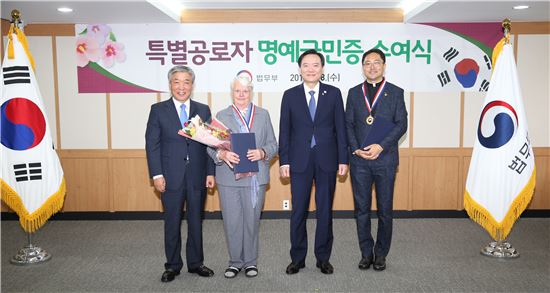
[167,65,195,83]
[231,76,254,93]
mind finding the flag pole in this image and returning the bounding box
[479,18,519,259]
[6,9,52,265]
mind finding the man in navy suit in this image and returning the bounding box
[279,49,348,275]
[345,48,408,271]
[145,66,216,282]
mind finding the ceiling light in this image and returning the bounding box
[513,5,529,10]
[57,7,73,13]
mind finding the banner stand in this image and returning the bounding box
[481,240,519,259]
[10,233,51,265]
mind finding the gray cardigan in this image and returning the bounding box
[207,105,278,187]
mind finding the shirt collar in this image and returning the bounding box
[172,97,190,111]
[304,82,320,97]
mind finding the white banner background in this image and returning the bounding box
[76,23,493,93]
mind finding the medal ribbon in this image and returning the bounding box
[232,103,256,132]
[362,78,386,116]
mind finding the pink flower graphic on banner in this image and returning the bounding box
[101,41,126,68]
[76,24,126,68]
[76,36,101,67]
[86,24,111,45]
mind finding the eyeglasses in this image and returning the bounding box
[363,61,384,68]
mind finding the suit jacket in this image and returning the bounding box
[279,82,348,173]
[145,98,215,191]
[345,81,408,166]
[207,105,278,187]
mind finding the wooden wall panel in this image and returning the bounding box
[112,158,161,211]
[412,156,460,210]
[334,174,354,211]
[205,185,221,212]
[530,155,549,209]
[461,156,472,208]
[61,158,110,211]
[2,148,548,214]
[264,160,291,211]
[394,156,410,210]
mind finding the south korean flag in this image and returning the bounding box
[1,25,66,233]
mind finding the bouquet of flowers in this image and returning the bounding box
[178,115,231,150]
[178,115,256,180]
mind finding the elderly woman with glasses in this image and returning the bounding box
[208,76,277,278]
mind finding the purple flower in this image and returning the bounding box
[86,24,111,44]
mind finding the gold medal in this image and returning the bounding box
[366,115,374,125]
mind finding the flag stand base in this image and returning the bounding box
[10,233,51,265]
[10,244,51,265]
[481,241,519,258]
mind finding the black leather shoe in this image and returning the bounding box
[316,261,334,274]
[161,269,180,282]
[358,255,373,270]
[373,256,386,271]
[188,265,214,277]
[285,262,305,275]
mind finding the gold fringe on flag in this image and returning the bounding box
[491,37,506,69]
[7,23,36,71]
[464,168,536,241]
[1,178,66,233]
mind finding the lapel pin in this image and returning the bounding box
[384,92,388,96]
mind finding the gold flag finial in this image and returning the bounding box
[502,18,511,44]
[11,9,21,20]
[11,9,21,23]
[11,9,24,30]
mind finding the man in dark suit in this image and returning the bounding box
[345,48,408,271]
[279,49,348,275]
[145,65,216,282]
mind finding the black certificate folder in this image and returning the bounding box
[361,116,396,148]
[231,133,259,173]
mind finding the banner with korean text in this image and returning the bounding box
[75,23,501,93]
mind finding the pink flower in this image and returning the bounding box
[76,36,101,67]
[86,24,111,45]
[100,41,126,68]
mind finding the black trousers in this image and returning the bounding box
[350,160,397,258]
